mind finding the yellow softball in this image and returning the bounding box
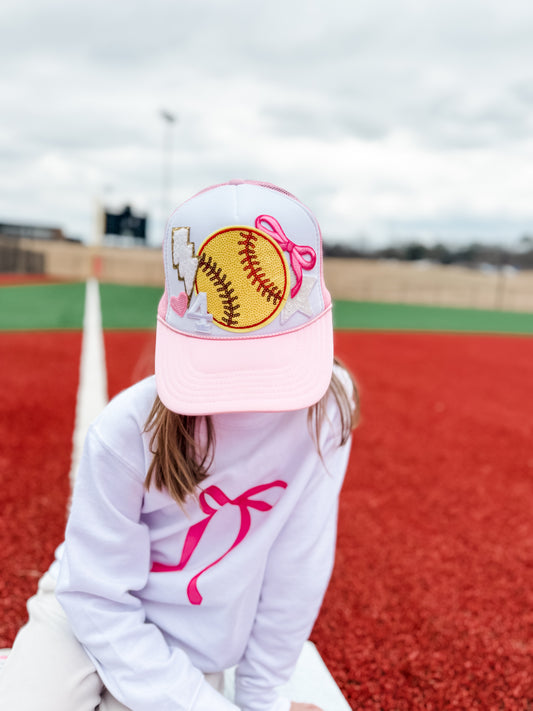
[194,226,289,332]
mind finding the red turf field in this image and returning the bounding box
[1,329,532,709]
[0,332,81,639]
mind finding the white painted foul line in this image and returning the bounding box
[69,278,108,487]
[0,280,109,674]
[3,279,351,709]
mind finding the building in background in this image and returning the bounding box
[0,222,66,241]
[0,221,71,273]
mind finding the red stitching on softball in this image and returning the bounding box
[197,254,241,326]
[237,230,284,305]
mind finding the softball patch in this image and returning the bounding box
[194,226,289,332]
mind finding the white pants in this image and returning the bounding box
[0,572,225,711]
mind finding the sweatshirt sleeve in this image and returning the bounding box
[56,424,238,711]
[234,421,352,711]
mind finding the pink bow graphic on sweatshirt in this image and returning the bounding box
[255,215,316,298]
[151,480,288,605]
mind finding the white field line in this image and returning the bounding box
[0,281,109,668]
[69,278,108,488]
[2,280,350,708]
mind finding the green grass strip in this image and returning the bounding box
[333,300,533,335]
[0,282,85,330]
[99,283,163,329]
[2,281,531,335]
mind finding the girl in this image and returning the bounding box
[0,180,356,711]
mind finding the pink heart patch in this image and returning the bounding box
[170,293,188,317]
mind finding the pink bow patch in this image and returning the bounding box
[151,480,288,604]
[255,215,316,298]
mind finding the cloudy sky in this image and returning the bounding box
[2,0,533,248]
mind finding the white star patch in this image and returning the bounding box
[280,275,316,324]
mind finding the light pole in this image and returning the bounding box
[160,110,177,231]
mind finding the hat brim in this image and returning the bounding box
[155,307,333,415]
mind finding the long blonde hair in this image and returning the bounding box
[144,358,358,506]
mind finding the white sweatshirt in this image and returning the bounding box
[54,373,352,711]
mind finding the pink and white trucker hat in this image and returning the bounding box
[155,180,333,414]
